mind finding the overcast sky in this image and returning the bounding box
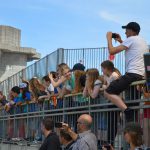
[0,0,150,59]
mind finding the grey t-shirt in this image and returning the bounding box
[72,130,97,150]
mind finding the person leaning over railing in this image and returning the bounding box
[4,86,24,112]
[105,22,149,122]
[100,60,121,91]
[42,75,54,98]
[83,68,103,99]
[0,91,8,107]
[29,77,47,102]
[49,63,75,98]
[60,114,97,150]
[19,83,31,102]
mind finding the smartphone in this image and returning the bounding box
[55,122,63,128]
[112,33,118,39]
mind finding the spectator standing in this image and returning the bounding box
[63,114,97,150]
[59,129,75,150]
[39,117,61,150]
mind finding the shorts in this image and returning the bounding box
[106,73,143,95]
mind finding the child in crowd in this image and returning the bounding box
[72,63,86,94]
[72,70,86,94]
[49,63,75,98]
[29,77,47,102]
[4,86,23,113]
[83,68,103,99]
[19,82,31,103]
[42,75,54,96]
[11,86,23,105]
[0,91,8,107]
[19,82,31,113]
[42,73,57,108]
[101,60,121,90]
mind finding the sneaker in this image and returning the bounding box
[124,108,134,122]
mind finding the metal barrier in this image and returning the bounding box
[63,48,125,74]
[0,47,125,98]
[0,80,150,150]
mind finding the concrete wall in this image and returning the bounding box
[0,25,40,82]
[0,52,27,82]
[0,25,21,47]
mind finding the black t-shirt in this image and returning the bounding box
[39,132,61,150]
[64,141,75,150]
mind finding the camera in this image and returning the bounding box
[112,33,118,39]
[55,122,63,128]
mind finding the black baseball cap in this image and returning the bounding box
[72,63,85,71]
[122,22,140,33]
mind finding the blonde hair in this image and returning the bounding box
[57,63,70,76]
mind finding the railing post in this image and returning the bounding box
[34,61,38,77]
[46,55,49,74]
[57,48,64,65]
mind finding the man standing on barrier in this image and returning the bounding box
[105,22,149,122]
[40,117,61,150]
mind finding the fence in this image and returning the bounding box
[0,80,150,150]
[0,47,130,150]
[0,47,125,98]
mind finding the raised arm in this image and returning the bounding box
[106,32,127,55]
[49,73,66,88]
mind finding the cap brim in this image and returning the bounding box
[122,26,127,29]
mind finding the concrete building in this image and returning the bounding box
[0,25,40,82]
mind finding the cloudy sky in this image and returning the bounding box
[0,0,150,58]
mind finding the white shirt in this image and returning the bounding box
[47,84,54,93]
[104,72,120,86]
[94,79,102,87]
[122,35,149,76]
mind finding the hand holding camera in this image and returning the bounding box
[102,144,114,150]
[106,32,122,43]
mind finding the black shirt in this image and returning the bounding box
[39,132,61,150]
[64,141,75,150]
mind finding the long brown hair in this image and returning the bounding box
[124,123,143,147]
[86,68,100,89]
[72,70,86,93]
[101,60,121,76]
[29,78,45,99]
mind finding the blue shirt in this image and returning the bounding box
[14,93,23,103]
[24,92,31,101]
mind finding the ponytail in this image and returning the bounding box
[113,67,121,76]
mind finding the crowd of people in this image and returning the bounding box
[0,60,122,114]
[39,116,146,150]
[0,21,150,150]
